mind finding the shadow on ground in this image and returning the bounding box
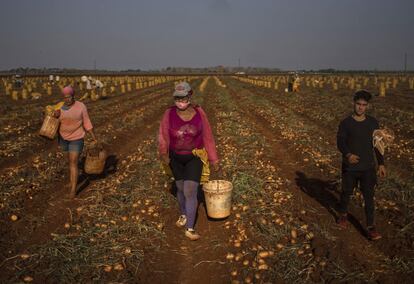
[295,171,366,236]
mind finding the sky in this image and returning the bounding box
[0,0,413,71]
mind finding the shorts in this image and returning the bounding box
[58,136,84,153]
[169,151,203,182]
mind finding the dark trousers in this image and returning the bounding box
[338,168,377,227]
[169,151,203,183]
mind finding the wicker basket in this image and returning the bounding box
[85,146,107,174]
[39,115,59,139]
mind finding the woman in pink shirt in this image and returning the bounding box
[55,86,98,198]
[158,82,219,240]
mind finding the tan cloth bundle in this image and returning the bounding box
[373,128,395,156]
[44,101,64,116]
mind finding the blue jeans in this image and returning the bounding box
[58,136,84,153]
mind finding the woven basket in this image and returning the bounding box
[85,146,107,174]
[39,115,59,139]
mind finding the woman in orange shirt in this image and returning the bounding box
[55,86,98,198]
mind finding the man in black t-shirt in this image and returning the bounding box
[336,90,386,241]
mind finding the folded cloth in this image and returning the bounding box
[45,101,64,116]
[373,128,395,156]
[192,148,210,184]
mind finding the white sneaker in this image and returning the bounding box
[185,228,200,241]
[176,215,187,227]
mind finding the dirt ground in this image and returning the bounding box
[0,75,413,283]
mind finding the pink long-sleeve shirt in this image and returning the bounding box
[158,105,219,164]
[59,101,93,141]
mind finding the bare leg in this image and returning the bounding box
[68,152,80,198]
[65,153,70,190]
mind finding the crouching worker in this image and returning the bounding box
[54,86,98,198]
[158,82,219,241]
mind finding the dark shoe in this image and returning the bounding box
[367,226,382,241]
[336,214,349,229]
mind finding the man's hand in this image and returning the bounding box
[378,165,386,178]
[347,153,360,164]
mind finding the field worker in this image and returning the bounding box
[293,75,300,92]
[94,79,104,89]
[287,76,294,92]
[86,78,92,91]
[54,86,98,198]
[158,82,219,241]
[336,90,385,240]
[94,79,104,96]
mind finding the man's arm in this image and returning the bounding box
[337,119,360,164]
[373,119,386,177]
[337,120,350,156]
[374,148,384,166]
[376,147,386,177]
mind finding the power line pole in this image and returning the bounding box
[404,52,407,73]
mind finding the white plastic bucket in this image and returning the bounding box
[203,180,233,219]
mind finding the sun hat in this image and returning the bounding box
[173,82,192,97]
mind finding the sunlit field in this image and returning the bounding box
[1,73,413,283]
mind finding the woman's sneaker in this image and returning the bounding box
[185,228,200,241]
[176,215,187,228]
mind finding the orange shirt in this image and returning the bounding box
[59,101,93,141]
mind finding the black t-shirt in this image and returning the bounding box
[337,115,384,171]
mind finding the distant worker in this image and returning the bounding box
[158,82,219,241]
[293,75,300,92]
[14,74,23,88]
[336,90,386,240]
[286,76,294,92]
[94,79,104,90]
[54,86,98,198]
[94,79,104,97]
[86,78,93,92]
[79,76,93,101]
